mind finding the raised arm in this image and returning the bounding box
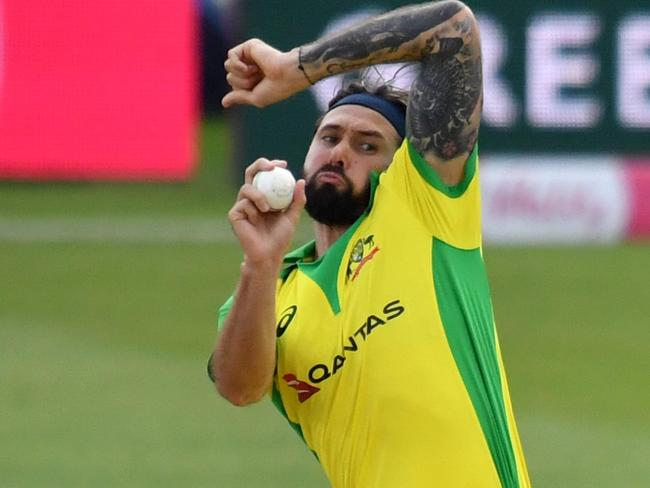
[223,0,482,184]
[302,1,481,183]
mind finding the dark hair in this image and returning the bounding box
[313,80,409,140]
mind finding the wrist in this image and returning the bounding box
[284,47,313,92]
[297,46,315,86]
[240,256,283,280]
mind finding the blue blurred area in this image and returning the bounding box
[199,0,240,114]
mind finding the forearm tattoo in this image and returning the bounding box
[300,0,483,161]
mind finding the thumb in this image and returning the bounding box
[285,179,306,224]
[222,89,257,108]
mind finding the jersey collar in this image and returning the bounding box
[279,171,380,313]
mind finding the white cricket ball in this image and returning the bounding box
[252,166,296,211]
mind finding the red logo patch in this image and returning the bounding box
[283,373,320,403]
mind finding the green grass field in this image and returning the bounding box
[1,119,649,487]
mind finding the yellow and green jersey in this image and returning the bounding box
[218,140,531,488]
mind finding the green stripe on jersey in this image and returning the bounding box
[297,172,381,315]
[433,238,519,488]
[271,383,319,460]
[407,140,478,198]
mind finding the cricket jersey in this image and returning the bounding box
[218,140,531,488]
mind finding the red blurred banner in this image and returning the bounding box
[0,1,198,180]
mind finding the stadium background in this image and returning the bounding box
[1,1,648,486]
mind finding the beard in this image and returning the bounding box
[304,164,371,227]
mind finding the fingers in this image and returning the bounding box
[284,179,307,224]
[226,71,262,91]
[228,198,260,226]
[223,40,264,107]
[222,39,298,109]
[224,57,259,77]
[225,56,262,93]
[237,184,270,213]
[239,198,261,225]
[224,40,261,75]
[221,80,274,108]
[223,63,261,108]
[222,89,255,108]
[243,158,287,185]
[230,158,292,216]
[230,178,303,226]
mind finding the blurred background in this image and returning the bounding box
[1,1,648,487]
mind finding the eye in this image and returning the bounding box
[360,142,376,152]
[321,135,338,144]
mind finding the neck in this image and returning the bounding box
[313,221,349,258]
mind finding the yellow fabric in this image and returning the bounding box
[267,141,530,487]
[384,141,482,249]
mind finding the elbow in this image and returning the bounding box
[446,0,472,13]
[440,1,480,55]
[208,358,270,407]
[207,352,272,406]
[461,2,478,26]
[214,379,267,407]
[441,1,478,25]
[459,1,478,27]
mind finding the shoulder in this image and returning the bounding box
[383,139,479,198]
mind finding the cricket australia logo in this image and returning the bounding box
[345,235,380,282]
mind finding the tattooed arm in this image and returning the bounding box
[222,0,482,184]
[301,1,481,183]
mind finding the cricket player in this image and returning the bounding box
[209,1,532,486]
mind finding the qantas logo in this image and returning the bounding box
[282,299,405,403]
[282,373,320,403]
[345,235,380,282]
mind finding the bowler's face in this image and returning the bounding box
[304,104,401,198]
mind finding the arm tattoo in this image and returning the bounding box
[300,0,483,162]
[408,16,482,160]
[300,2,463,74]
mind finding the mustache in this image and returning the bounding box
[315,164,345,177]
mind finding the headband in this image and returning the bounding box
[328,93,406,139]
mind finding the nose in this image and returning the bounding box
[329,139,352,168]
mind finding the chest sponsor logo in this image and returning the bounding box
[345,235,380,282]
[281,299,405,403]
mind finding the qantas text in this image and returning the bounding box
[308,299,405,384]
